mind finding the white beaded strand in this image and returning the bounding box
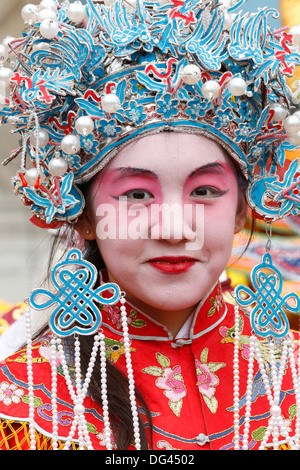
[288,334,300,449]
[50,338,59,450]
[99,331,113,450]
[256,336,290,450]
[25,307,36,450]
[120,294,141,450]
[242,334,256,450]
[233,305,241,450]
[56,337,94,450]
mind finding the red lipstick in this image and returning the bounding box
[148,256,196,274]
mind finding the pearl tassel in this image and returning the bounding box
[233,304,300,450]
[120,294,141,450]
[241,335,256,450]
[56,335,101,450]
[233,305,241,450]
[25,307,36,450]
[50,338,59,450]
[99,332,113,450]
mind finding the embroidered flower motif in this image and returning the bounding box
[157,440,176,450]
[39,344,61,368]
[195,348,225,414]
[235,122,251,142]
[142,353,187,417]
[220,315,251,360]
[0,382,25,406]
[125,101,146,124]
[79,133,99,155]
[100,119,122,138]
[157,93,179,119]
[103,305,146,329]
[185,98,209,118]
[213,108,232,128]
[207,288,224,317]
[64,153,81,170]
[104,305,122,328]
[97,430,117,449]
[130,78,146,96]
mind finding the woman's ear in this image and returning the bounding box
[234,196,248,234]
[73,210,97,240]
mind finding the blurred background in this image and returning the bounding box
[0,0,298,311]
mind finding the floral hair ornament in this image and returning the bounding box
[2,0,300,227]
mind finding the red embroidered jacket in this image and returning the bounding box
[0,281,298,450]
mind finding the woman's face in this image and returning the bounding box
[83,133,246,331]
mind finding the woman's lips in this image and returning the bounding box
[147,257,197,274]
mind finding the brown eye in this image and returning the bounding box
[193,188,210,196]
[123,189,154,201]
[191,186,228,198]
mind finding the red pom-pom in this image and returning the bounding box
[30,215,65,230]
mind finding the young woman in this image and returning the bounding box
[0,0,299,451]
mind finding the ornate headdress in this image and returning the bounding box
[2,0,300,226]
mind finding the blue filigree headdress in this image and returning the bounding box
[2,0,300,226]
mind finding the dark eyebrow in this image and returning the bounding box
[188,162,226,179]
[113,167,158,181]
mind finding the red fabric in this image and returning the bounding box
[0,281,298,450]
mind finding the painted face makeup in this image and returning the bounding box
[88,132,246,333]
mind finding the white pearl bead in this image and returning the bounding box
[228,77,247,96]
[271,104,288,123]
[0,44,8,61]
[74,403,85,416]
[202,80,221,100]
[75,116,94,136]
[21,4,39,23]
[49,156,68,176]
[181,64,201,85]
[30,129,49,148]
[61,134,81,154]
[38,8,58,22]
[290,25,300,46]
[67,2,86,23]
[101,93,120,113]
[286,130,300,147]
[25,168,44,186]
[39,19,59,39]
[283,114,300,135]
[0,66,13,85]
[270,405,281,417]
[39,0,57,12]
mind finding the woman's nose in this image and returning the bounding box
[150,202,196,244]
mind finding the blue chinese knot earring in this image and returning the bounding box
[24,248,141,450]
[232,223,300,450]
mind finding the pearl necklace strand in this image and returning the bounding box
[233,305,241,450]
[233,305,300,450]
[120,293,141,450]
[25,307,36,450]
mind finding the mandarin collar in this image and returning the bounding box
[99,270,228,344]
